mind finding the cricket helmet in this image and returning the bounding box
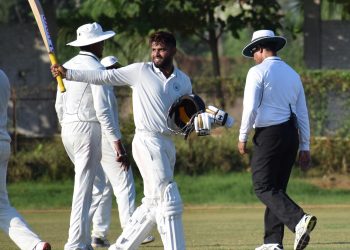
[167,94,205,138]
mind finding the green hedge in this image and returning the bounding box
[8,128,350,182]
[8,137,74,182]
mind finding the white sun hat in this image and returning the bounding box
[101,56,119,68]
[242,30,286,58]
[67,22,115,47]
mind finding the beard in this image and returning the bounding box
[153,56,172,69]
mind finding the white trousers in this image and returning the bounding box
[132,131,176,200]
[90,134,136,238]
[91,179,113,238]
[62,122,102,250]
[0,141,42,250]
[113,130,185,249]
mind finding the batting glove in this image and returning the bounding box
[194,112,211,136]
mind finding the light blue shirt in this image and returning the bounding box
[239,56,310,150]
[0,70,11,143]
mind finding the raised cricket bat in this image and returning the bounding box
[28,0,66,92]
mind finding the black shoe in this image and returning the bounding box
[91,237,111,248]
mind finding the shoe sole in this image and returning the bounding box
[295,216,317,250]
[92,244,111,248]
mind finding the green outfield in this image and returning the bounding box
[0,205,349,250]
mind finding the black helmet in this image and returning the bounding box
[167,94,205,139]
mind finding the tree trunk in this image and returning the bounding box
[208,10,225,109]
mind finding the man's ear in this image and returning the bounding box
[172,47,177,56]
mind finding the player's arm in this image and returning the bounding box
[296,79,311,171]
[54,88,64,125]
[92,84,129,170]
[51,63,140,87]
[238,69,263,151]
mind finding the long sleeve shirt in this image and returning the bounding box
[55,51,122,145]
[239,56,310,150]
[66,62,192,135]
[0,70,11,143]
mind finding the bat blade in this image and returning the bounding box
[28,0,66,92]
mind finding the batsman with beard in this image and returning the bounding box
[52,31,191,250]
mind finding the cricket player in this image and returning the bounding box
[90,56,154,248]
[55,23,129,250]
[52,31,190,250]
[238,30,317,250]
[0,69,51,250]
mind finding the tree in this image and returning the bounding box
[57,0,284,73]
[56,0,284,106]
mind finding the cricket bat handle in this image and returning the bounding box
[49,52,66,92]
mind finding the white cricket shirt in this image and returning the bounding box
[0,70,11,143]
[67,62,192,135]
[55,51,122,144]
[239,56,310,150]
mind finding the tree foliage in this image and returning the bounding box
[55,0,283,75]
[55,0,284,108]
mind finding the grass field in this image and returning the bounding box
[2,173,350,249]
[6,173,350,209]
[0,205,349,250]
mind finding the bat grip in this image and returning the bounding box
[49,53,66,93]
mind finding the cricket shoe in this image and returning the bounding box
[108,244,121,250]
[91,237,111,248]
[255,243,283,250]
[141,235,155,244]
[34,242,51,250]
[294,214,317,250]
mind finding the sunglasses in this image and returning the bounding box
[250,46,260,54]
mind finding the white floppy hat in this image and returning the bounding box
[101,56,119,68]
[67,22,115,47]
[242,30,286,58]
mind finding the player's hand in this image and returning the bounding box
[298,150,311,171]
[114,140,130,171]
[51,64,67,78]
[237,141,248,155]
[194,112,211,136]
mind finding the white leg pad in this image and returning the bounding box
[114,203,156,250]
[156,182,185,250]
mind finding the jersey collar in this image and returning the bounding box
[263,56,281,62]
[152,63,177,79]
[79,51,100,62]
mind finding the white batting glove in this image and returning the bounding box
[206,105,234,128]
[194,112,211,136]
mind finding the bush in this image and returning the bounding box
[8,137,74,182]
[174,126,249,175]
[7,129,350,181]
[310,137,350,175]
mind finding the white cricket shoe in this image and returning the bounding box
[255,243,284,250]
[141,235,155,244]
[108,244,119,250]
[107,235,155,250]
[294,214,317,250]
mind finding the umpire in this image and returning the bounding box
[238,30,317,250]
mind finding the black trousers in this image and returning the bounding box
[251,120,305,245]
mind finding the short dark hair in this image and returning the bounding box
[259,41,278,52]
[149,31,176,48]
